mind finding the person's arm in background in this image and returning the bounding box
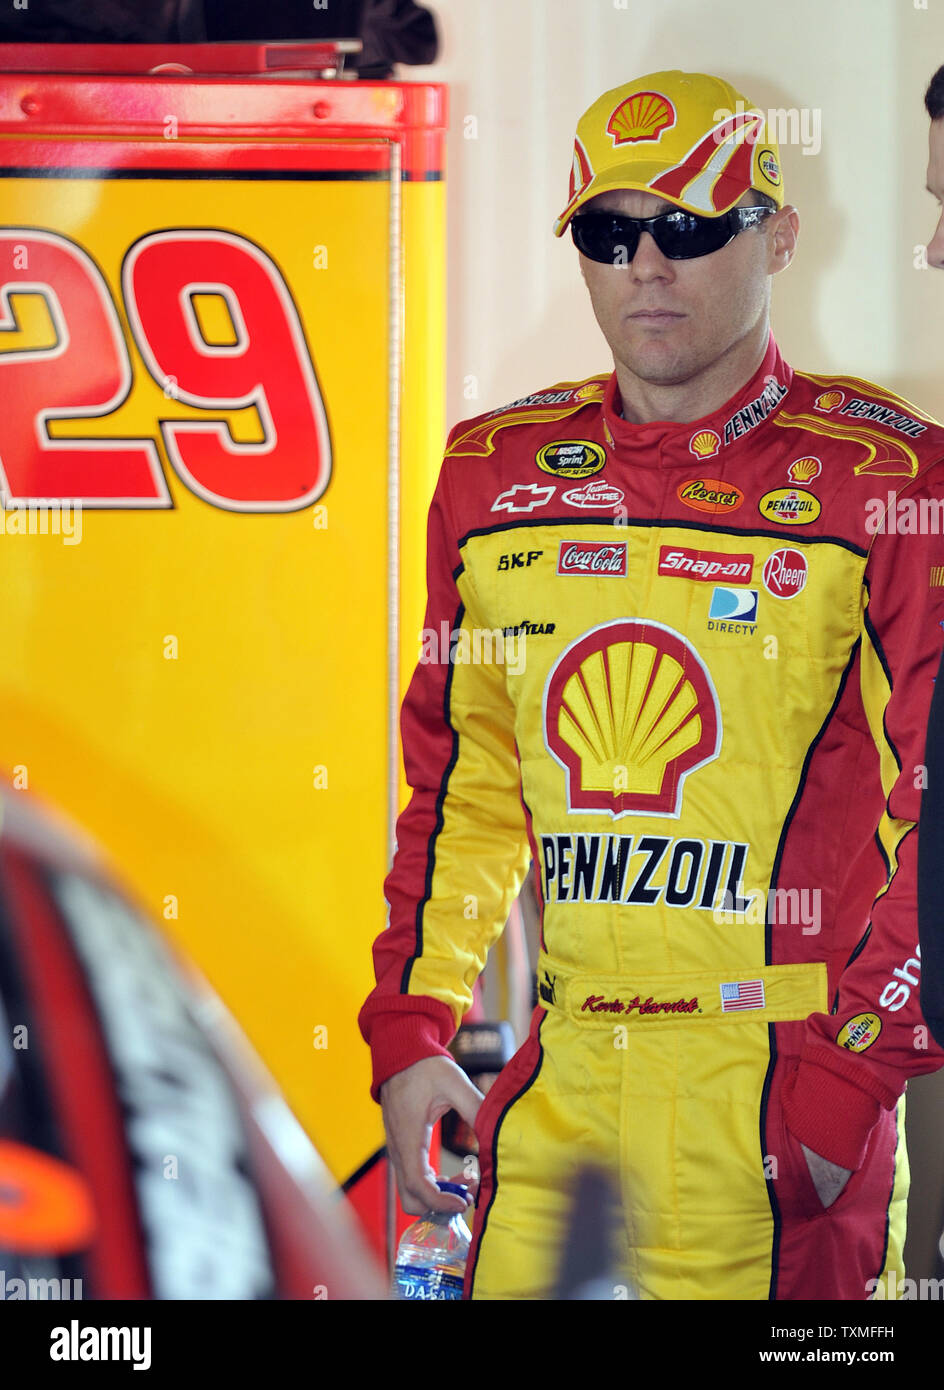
[784,471,944,1172]
[918,643,944,1047]
[358,441,532,1213]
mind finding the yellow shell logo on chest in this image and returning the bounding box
[544,620,721,817]
[535,440,606,479]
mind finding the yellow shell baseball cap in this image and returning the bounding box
[553,70,784,236]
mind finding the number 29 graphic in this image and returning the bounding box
[0,227,332,511]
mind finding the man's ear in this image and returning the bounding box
[769,205,800,274]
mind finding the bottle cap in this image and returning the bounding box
[436,1180,470,1198]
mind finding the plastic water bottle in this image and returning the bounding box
[392,1181,472,1300]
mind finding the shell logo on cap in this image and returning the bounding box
[689,430,721,460]
[544,620,720,817]
[814,391,844,412]
[607,91,676,146]
[758,148,781,187]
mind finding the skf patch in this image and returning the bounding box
[536,439,606,479]
[837,1012,882,1052]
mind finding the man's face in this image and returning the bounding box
[576,187,791,388]
[926,118,944,269]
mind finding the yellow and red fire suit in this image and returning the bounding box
[359,334,944,1299]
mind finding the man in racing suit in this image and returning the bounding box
[360,70,944,1299]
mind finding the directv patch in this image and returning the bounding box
[708,587,758,621]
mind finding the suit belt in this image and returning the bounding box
[536,950,828,1027]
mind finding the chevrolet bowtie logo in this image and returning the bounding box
[491,483,555,513]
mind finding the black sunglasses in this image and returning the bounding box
[570,206,774,263]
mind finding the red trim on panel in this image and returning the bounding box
[0,69,446,176]
[1,846,151,1298]
[0,143,400,176]
[343,1154,389,1268]
[769,648,879,976]
[0,67,446,127]
[0,43,361,77]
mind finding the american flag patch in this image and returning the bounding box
[720,979,766,1012]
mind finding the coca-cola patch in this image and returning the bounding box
[557,541,628,576]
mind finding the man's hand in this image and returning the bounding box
[380,1055,483,1215]
[801,1142,852,1209]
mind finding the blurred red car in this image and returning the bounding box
[0,787,386,1299]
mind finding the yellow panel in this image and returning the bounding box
[0,167,445,1184]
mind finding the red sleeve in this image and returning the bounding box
[783,468,944,1169]
[358,450,531,1103]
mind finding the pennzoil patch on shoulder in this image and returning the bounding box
[837,1012,882,1052]
[535,440,606,479]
